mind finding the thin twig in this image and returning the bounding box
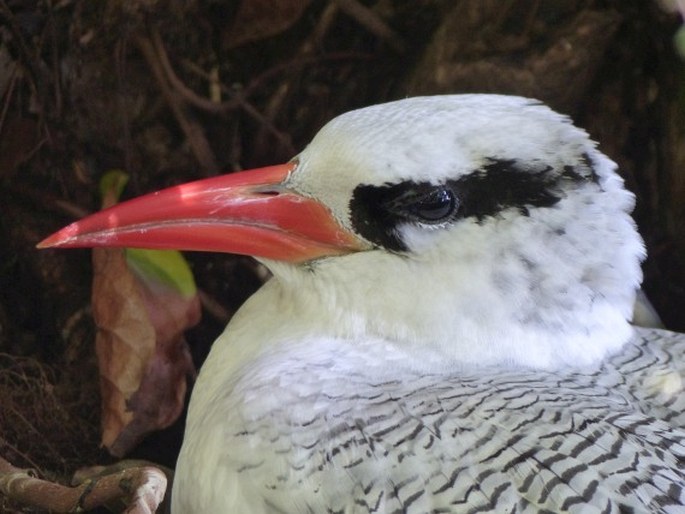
[333,0,405,52]
[178,59,295,154]
[198,289,233,324]
[255,1,339,148]
[0,67,17,136]
[0,439,44,476]
[5,406,62,463]
[3,183,90,219]
[0,0,38,85]
[150,28,228,114]
[116,38,137,189]
[135,32,219,173]
[181,51,372,102]
[146,27,296,159]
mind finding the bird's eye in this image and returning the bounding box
[407,187,457,224]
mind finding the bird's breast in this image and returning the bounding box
[173,329,685,513]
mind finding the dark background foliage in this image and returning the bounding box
[1,0,684,509]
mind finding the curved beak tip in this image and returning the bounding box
[37,225,77,249]
[37,163,366,263]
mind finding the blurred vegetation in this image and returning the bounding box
[1,0,685,510]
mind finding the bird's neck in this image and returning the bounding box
[263,205,641,371]
[216,261,632,377]
[193,198,644,418]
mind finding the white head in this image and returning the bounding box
[41,94,645,371]
[269,95,645,369]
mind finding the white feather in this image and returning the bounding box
[170,95,682,513]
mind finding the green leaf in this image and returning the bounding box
[98,170,198,298]
[125,248,197,298]
[99,169,130,208]
[675,25,685,60]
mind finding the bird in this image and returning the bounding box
[39,94,685,513]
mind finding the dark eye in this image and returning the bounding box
[408,187,457,223]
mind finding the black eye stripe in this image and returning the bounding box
[454,159,562,221]
[349,157,596,252]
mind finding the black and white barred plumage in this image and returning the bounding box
[171,96,684,513]
[177,329,685,513]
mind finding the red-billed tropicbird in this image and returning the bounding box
[40,95,685,513]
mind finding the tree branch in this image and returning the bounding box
[0,456,167,513]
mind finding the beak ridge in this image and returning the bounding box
[38,163,366,263]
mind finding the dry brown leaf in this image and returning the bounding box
[224,0,313,48]
[92,247,200,457]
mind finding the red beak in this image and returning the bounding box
[37,163,365,263]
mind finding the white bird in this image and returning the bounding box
[40,95,685,513]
